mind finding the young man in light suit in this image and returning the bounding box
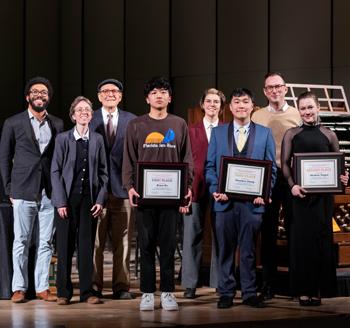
[0,77,64,303]
[90,79,137,299]
[205,88,276,309]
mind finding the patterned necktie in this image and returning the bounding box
[107,114,115,147]
[237,126,246,152]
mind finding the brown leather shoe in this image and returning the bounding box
[57,297,70,305]
[36,290,57,302]
[86,296,102,304]
[11,290,26,303]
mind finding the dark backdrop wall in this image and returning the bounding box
[0,0,349,127]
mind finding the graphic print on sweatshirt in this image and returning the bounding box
[143,128,176,149]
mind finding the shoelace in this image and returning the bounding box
[143,294,152,302]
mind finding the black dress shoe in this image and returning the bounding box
[183,288,196,299]
[310,297,321,306]
[242,295,266,308]
[217,296,233,309]
[261,285,274,300]
[113,290,135,300]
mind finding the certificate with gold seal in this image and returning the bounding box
[218,156,273,202]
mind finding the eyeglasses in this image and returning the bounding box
[75,107,92,113]
[99,89,120,96]
[30,89,49,97]
[264,84,286,92]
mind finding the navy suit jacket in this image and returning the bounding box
[205,121,277,213]
[50,129,108,208]
[0,110,64,200]
[89,108,136,198]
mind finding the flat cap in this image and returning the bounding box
[97,79,123,92]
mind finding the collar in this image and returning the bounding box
[28,109,48,122]
[73,127,89,141]
[102,107,119,119]
[203,117,219,129]
[233,121,250,133]
[267,102,289,113]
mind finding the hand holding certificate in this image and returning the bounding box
[218,156,273,202]
[134,162,189,206]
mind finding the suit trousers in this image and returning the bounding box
[93,195,134,293]
[12,194,54,293]
[56,193,97,301]
[136,207,179,293]
[215,202,262,300]
[181,198,218,288]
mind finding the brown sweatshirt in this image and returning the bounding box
[122,113,193,191]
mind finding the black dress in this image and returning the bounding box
[281,124,338,297]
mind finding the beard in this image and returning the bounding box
[28,96,49,112]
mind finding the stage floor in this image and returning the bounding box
[1,253,350,328]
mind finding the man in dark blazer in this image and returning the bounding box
[0,77,64,303]
[205,88,276,309]
[90,79,137,299]
[181,88,225,298]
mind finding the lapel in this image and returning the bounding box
[198,122,208,147]
[227,122,234,156]
[92,109,108,143]
[22,111,41,153]
[88,132,97,185]
[245,122,256,158]
[68,129,77,161]
[114,109,126,146]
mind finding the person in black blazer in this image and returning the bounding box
[51,96,108,305]
[90,79,136,300]
[0,77,64,303]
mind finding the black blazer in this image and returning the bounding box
[89,108,136,198]
[0,110,64,201]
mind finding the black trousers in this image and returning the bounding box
[56,193,97,301]
[136,207,179,293]
[260,169,292,290]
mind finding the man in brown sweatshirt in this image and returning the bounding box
[122,76,193,311]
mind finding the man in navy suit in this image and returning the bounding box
[0,77,64,303]
[205,88,276,309]
[90,79,136,299]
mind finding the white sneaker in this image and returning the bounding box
[161,292,179,311]
[140,293,154,311]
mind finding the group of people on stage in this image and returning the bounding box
[0,73,347,311]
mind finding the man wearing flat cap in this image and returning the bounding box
[0,77,64,303]
[90,79,136,299]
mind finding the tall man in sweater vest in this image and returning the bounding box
[251,72,301,299]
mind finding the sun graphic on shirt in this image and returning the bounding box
[145,132,164,143]
[144,129,175,144]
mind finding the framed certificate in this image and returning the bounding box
[135,162,188,206]
[218,156,273,202]
[293,152,345,193]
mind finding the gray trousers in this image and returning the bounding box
[181,199,218,288]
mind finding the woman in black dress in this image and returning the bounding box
[281,91,348,306]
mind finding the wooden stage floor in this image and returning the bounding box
[1,253,350,328]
